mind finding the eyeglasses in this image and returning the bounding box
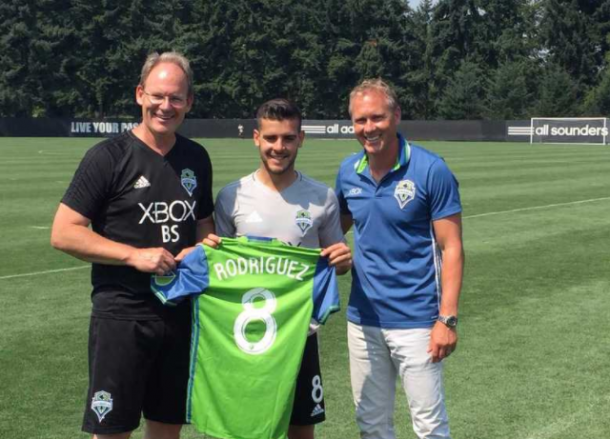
[142,90,188,108]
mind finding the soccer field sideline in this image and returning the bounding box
[1,138,610,439]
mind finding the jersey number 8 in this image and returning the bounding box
[234,288,278,355]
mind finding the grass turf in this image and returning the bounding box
[0,137,609,438]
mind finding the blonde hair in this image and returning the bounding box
[139,51,193,96]
[349,78,399,115]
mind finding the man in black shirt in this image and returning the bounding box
[51,52,214,439]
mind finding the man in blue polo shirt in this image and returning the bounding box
[336,79,464,439]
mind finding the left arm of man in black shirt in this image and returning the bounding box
[51,203,178,275]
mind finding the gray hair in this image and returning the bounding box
[348,78,399,115]
[139,52,193,96]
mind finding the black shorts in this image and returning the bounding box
[82,312,191,435]
[290,333,326,426]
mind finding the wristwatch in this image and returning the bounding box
[437,315,458,328]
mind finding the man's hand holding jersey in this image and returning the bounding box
[126,247,177,276]
[52,203,181,277]
[320,242,352,275]
[202,233,222,248]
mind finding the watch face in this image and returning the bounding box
[439,316,458,327]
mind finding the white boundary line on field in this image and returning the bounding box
[3,197,609,281]
[0,265,88,281]
[463,196,610,219]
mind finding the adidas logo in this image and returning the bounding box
[310,404,325,417]
[245,211,263,223]
[134,175,151,189]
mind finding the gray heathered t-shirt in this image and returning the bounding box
[215,171,345,249]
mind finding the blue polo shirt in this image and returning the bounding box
[336,134,461,329]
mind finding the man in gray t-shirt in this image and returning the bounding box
[215,170,343,249]
[206,98,351,439]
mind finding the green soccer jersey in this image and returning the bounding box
[151,237,339,439]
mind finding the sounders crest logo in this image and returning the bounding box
[91,390,113,423]
[181,169,197,196]
[295,210,313,235]
[394,180,416,209]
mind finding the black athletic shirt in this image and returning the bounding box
[62,131,214,319]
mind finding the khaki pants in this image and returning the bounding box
[348,322,451,439]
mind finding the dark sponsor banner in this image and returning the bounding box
[179,119,257,139]
[0,117,515,142]
[302,120,355,137]
[403,120,507,141]
[303,120,508,141]
[68,120,140,136]
[0,118,140,137]
[0,118,257,138]
[0,118,71,137]
[506,120,532,138]
[531,118,608,144]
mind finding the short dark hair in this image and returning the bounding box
[256,99,302,130]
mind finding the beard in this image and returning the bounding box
[261,152,297,175]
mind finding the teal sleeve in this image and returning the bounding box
[150,245,210,305]
[311,256,340,324]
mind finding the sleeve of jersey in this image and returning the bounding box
[150,245,210,305]
[196,148,215,220]
[319,188,346,247]
[311,256,340,324]
[428,159,462,221]
[61,145,113,220]
[214,188,237,238]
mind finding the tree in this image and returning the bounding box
[191,0,329,118]
[0,0,76,117]
[2,0,609,120]
[322,0,413,118]
[477,0,533,67]
[438,60,487,120]
[487,60,531,119]
[532,63,579,117]
[538,0,604,96]
[404,0,437,120]
[583,47,610,115]
[68,0,199,118]
[583,69,610,115]
[0,0,37,116]
[431,0,484,91]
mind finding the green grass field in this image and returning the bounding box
[1,137,609,439]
